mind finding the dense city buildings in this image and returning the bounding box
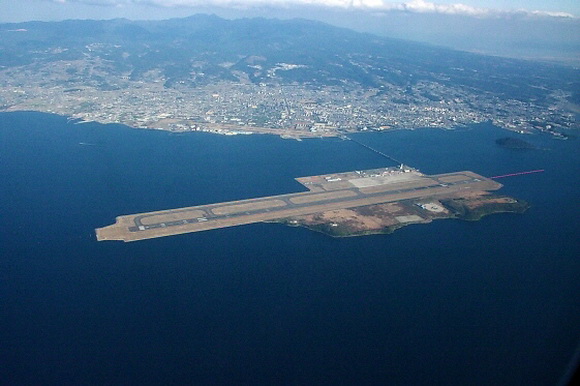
[1,17,577,138]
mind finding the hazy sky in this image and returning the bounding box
[1,0,578,23]
[1,1,579,63]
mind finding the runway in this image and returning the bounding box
[96,167,501,242]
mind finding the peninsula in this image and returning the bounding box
[96,166,527,242]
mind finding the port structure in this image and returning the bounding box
[96,167,502,242]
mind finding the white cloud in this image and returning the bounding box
[45,0,577,18]
[395,0,490,16]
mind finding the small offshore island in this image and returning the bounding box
[496,137,537,149]
[97,165,528,242]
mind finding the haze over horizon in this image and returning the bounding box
[2,1,580,63]
[3,1,579,21]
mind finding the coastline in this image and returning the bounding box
[270,193,530,238]
[0,106,544,139]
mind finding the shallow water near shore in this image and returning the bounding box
[1,111,579,384]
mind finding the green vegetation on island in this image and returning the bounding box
[439,196,530,221]
[274,194,530,238]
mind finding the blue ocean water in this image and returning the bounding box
[1,111,579,385]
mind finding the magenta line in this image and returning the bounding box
[490,169,545,179]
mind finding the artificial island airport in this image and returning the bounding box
[96,165,508,242]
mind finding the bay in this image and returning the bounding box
[1,111,579,384]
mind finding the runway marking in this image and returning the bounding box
[289,190,358,205]
[139,209,206,225]
[211,199,287,216]
[438,174,471,183]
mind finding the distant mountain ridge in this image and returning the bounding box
[1,15,577,101]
